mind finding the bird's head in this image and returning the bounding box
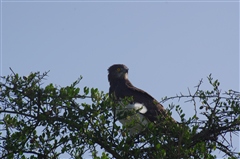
[108,64,129,82]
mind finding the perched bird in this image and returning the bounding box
[108,64,172,135]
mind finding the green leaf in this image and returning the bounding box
[84,86,89,95]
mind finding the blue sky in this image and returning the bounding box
[1,1,239,158]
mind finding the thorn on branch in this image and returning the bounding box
[9,67,16,76]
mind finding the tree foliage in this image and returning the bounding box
[0,71,239,159]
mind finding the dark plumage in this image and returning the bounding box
[108,64,169,124]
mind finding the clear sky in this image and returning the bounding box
[1,1,239,158]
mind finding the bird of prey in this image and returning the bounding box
[108,64,172,135]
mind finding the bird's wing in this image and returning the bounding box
[123,81,168,122]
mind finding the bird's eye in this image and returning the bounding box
[117,68,121,72]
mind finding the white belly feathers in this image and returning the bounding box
[115,102,149,135]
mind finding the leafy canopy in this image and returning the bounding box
[0,71,239,159]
